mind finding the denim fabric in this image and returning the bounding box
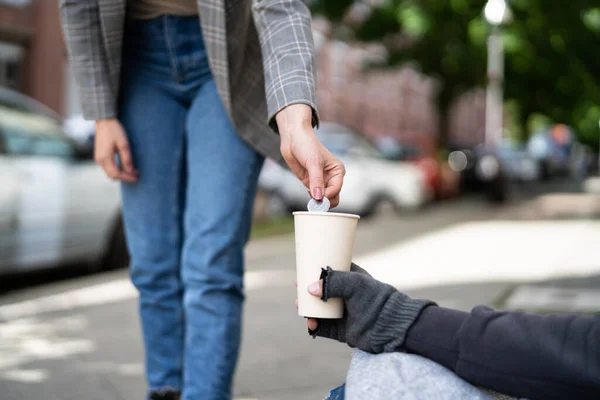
[344,350,497,400]
[118,16,264,400]
[324,383,346,400]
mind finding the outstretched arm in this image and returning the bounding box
[305,265,600,400]
[252,1,345,205]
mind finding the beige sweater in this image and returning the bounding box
[128,0,198,19]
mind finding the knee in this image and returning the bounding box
[180,261,244,292]
[181,229,245,279]
[180,251,245,302]
[128,243,182,296]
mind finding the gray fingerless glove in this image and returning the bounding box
[309,263,436,354]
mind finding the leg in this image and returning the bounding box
[181,79,264,400]
[345,350,495,400]
[119,68,187,394]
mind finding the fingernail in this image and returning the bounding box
[308,282,320,294]
[313,188,323,200]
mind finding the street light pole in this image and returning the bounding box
[483,0,511,147]
[485,25,504,147]
[597,120,600,174]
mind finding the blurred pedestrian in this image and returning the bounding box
[302,264,600,400]
[59,1,345,399]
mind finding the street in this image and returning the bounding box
[0,0,596,398]
[1,184,600,400]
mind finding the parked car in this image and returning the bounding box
[495,140,541,182]
[527,125,579,180]
[449,139,539,203]
[0,104,127,274]
[259,123,432,216]
[375,138,439,194]
[0,87,62,122]
[375,136,460,199]
[448,144,508,203]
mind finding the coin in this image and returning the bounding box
[307,197,330,212]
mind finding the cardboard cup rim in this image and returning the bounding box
[292,211,360,220]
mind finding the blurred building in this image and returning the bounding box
[447,88,486,148]
[0,0,76,117]
[313,17,496,154]
[315,37,440,157]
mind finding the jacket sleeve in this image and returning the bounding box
[251,0,319,132]
[59,0,117,120]
[404,306,600,400]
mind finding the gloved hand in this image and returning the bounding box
[304,263,436,354]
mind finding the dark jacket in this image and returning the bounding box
[404,306,600,400]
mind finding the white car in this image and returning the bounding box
[0,104,127,274]
[259,123,432,216]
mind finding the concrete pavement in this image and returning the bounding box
[1,190,599,400]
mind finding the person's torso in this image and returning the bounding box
[127,0,198,20]
[93,0,282,162]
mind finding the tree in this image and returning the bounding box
[310,0,600,146]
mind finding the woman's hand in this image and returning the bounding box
[276,104,345,207]
[94,118,139,182]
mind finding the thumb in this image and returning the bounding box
[307,280,323,297]
[307,158,324,200]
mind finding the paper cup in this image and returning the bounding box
[293,211,360,319]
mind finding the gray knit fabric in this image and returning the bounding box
[345,350,523,400]
[312,264,435,354]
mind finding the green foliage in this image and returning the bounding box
[355,5,399,41]
[311,0,600,146]
[309,0,354,22]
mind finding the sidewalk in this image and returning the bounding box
[364,192,600,313]
[1,192,599,399]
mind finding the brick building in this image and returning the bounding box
[315,37,440,157]
[0,0,77,117]
[447,88,486,148]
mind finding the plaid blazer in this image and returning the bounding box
[59,0,319,163]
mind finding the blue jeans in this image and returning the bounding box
[325,384,346,400]
[118,16,264,400]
